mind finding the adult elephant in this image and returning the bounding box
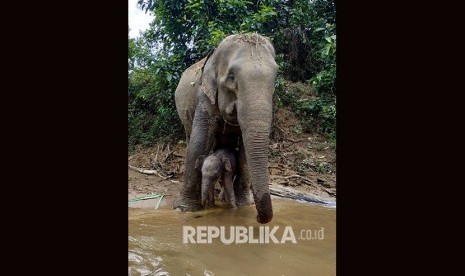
[174,34,278,224]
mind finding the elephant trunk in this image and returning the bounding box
[239,101,273,224]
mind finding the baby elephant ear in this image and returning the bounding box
[223,158,232,172]
[195,155,206,170]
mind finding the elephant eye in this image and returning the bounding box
[227,73,235,81]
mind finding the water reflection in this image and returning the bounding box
[129,199,335,275]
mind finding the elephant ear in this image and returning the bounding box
[223,158,232,172]
[195,155,206,170]
[199,50,217,105]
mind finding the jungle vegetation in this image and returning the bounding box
[128,0,336,150]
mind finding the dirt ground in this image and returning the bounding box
[128,106,336,209]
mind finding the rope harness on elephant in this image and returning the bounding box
[223,118,239,134]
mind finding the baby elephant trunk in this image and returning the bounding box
[201,178,214,207]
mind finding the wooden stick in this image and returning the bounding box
[163,150,174,163]
[128,164,158,175]
[128,165,181,184]
[154,145,160,164]
[286,138,303,143]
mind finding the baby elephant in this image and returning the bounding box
[195,148,237,208]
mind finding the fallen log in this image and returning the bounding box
[269,183,335,206]
[128,164,158,175]
[128,165,180,183]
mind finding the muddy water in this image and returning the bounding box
[128,199,335,275]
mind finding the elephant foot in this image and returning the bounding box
[173,195,202,211]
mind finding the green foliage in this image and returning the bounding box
[315,161,329,174]
[298,97,336,136]
[129,0,336,149]
[270,0,336,139]
[128,32,184,150]
[275,79,336,139]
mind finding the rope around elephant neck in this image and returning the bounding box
[223,117,240,134]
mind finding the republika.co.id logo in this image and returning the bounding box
[183,226,324,244]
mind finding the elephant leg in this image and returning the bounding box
[234,138,253,206]
[221,182,231,206]
[174,109,215,211]
[224,181,237,209]
[218,186,225,201]
[208,182,215,207]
